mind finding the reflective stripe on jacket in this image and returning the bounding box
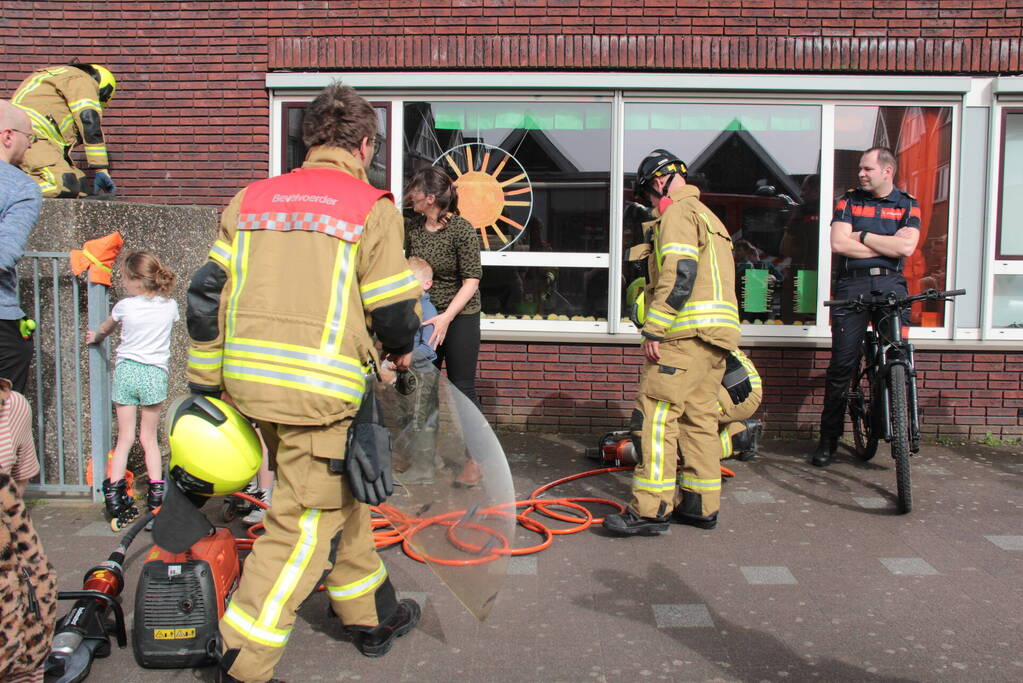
[186,147,421,426]
[640,185,740,351]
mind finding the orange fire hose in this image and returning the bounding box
[230,464,735,560]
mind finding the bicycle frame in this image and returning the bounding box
[865,307,920,453]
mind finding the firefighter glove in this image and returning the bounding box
[345,421,394,506]
[94,170,116,195]
[722,353,752,404]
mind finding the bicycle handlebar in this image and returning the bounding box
[824,288,966,310]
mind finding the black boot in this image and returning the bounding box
[102,478,139,530]
[602,508,670,536]
[670,491,718,530]
[810,434,838,467]
[731,418,763,461]
[349,598,421,658]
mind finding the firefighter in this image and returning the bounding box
[186,84,422,683]
[11,63,116,198]
[603,149,744,537]
[716,348,763,461]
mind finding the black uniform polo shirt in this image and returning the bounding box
[831,187,921,274]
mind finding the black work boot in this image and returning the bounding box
[810,434,838,467]
[670,491,718,530]
[602,508,669,536]
[732,418,764,461]
[350,598,421,658]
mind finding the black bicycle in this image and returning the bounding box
[824,288,965,513]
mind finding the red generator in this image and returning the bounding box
[132,527,240,668]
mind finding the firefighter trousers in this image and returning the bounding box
[629,338,727,518]
[220,419,397,683]
[21,140,85,198]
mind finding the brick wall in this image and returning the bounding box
[478,342,1023,441]
[2,2,1021,206]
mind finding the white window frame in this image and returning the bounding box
[267,71,972,344]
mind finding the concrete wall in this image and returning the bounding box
[25,199,217,486]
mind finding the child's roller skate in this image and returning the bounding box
[222,481,259,522]
[103,477,140,531]
[144,479,166,531]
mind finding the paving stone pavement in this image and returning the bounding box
[28,436,1023,682]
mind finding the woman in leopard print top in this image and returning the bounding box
[404,167,483,410]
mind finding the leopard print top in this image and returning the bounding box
[404,214,482,315]
[0,473,57,681]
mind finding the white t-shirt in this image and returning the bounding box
[111,295,179,371]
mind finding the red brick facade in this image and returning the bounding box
[480,344,1023,441]
[2,1,1021,440]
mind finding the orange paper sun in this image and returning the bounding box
[433,143,533,251]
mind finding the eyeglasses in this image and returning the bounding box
[5,128,37,145]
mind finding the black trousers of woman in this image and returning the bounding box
[433,311,480,409]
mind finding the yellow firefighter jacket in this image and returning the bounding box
[185,147,421,426]
[639,185,740,351]
[12,66,109,168]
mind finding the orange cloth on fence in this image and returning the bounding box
[70,232,123,286]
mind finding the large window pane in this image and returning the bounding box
[622,104,822,325]
[282,103,390,190]
[403,101,612,253]
[479,265,608,321]
[835,105,952,327]
[999,112,1023,257]
[993,275,1023,328]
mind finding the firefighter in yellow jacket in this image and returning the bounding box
[603,150,745,536]
[11,63,116,198]
[185,84,422,683]
[716,349,764,461]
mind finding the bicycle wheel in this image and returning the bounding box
[889,364,912,514]
[848,359,878,461]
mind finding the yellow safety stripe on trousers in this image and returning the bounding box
[719,428,733,460]
[68,98,101,113]
[680,475,721,492]
[225,230,251,339]
[698,213,724,301]
[187,348,223,371]
[225,338,364,383]
[35,167,58,195]
[321,240,358,352]
[667,300,741,333]
[258,508,322,636]
[632,401,676,493]
[222,603,290,648]
[657,242,699,265]
[359,269,418,307]
[208,240,232,268]
[326,559,388,601]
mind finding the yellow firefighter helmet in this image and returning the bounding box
[166,395,261,496]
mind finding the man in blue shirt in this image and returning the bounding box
[812,146,921,467]
[0,101,41,393]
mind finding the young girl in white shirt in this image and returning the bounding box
[87,250,178,529]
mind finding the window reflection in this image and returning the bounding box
[835,105,952,326]
[622,104,823,325]
[479,266,608,321]
[283,104,390,190]
[402,101,612,253]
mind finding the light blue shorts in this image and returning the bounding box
[112,359,168,406]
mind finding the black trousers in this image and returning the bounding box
[0,318,33,394]
[433,311,481,409]
[820,273,907,438]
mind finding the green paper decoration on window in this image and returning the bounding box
[795,270,818,314]
[743,269,769,313]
